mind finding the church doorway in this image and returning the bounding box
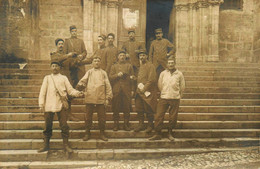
[146,0,174,51]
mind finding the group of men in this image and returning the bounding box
[38,25,185,153]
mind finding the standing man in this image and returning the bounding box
[63,25,92,87]
[149,28,176,77]
[92,34,107,60]
[76,56,113,141]
[134,49,157,133]
[101,33,118,74]
[149,57,185,141]
[109,50,135,131]
[121,29,144,75]
[38,61,83,153]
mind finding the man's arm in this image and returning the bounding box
[64,76,83,97]
[39,76,48,109]
[143,64,157,92]
[149,42,154,62]
[104,71,113,102]
[76,71,89,89]
[179,72,185,98]
[166,39,176,57]
[158,72,164,92]
[109,64,119,82]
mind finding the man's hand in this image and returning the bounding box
[117,72,124,77]
[76,84,85,91]
[67,52,76,58]
[78,91,84,97]
[130,75,136,80]
[77,54,84,61]
[39,106,45,113]
[131,91,135,97]
[105,100,109,107]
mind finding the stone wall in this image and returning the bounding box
[0,0,39,60]
[219,0,258,62]
[253,0,260,62]
[38,0,83,59]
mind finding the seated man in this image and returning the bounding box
[76,56,113,141]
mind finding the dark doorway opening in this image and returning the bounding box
[146,0,174,51]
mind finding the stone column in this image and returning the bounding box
[175,0,223,62]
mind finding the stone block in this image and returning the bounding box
[219,42,226,50]
[96,149,114,160]
[233,43,244,50]
[244,42,252,50]
[227,43,233,50]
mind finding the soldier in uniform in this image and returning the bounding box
[149,57,185,141]
[109,50,135,131]
[149,28,176,77]
[38,61,84,153]
[121,29,145,75]
[134,49,157,133]
[101,33,118,74]
[92,34,107,60]
[63,25,92,87]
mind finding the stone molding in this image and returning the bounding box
[94,0,121,7]
[175,0,224,11]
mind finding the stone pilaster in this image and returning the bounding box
[175,0,223,62]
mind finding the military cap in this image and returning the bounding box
[137,49,147,56]
[107,33,115,39]
[118,50,126,55]
[70,25,77,31]
[55,38,64,46]
[128,28,135,34]
[98,34,106,40]
[168,55,176,61]
[155,28,163,33]
[50,60,61,67]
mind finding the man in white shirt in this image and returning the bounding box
[38,61,83,153]
[149,56,185,141]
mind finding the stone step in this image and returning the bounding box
[1,92,259,99]
[1,79,259,87]
[1,112,260,121]
[0,161,97,169]
[1,86,260,93]
[1,98,259,106]
[2,68,260,77]
[0,138,258,151]
[1,129,260,139]
[1,121,259,130]
[0,147,255,162]
[1,105,259,113]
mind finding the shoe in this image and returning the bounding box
[149,134,162,140]
[63,138,73,153]
[113,121,119,131]
[68,114,80,122]
[168,134,175,141]
[37,138,50,153]
[100,131,108,141]
[144,126,153,133]
[82,134,90,141]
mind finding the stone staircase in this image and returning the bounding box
[0,60,259,168]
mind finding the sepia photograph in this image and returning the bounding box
[0,0,259,168]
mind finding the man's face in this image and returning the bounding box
[98,37,105,46]
[92,58,101,69]
[51,64,60,74]
[167,60,176,70]
[70,29,77,38]
[57,41,64,51]
[155,32,163,40]
[139,53,147,63]
[107,35,114,45]
[128,32,135,40]
[118,53,126,62]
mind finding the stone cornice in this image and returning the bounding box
[94,0,122,7]
[175,0,224,11]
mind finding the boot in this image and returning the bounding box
[134,113,145,132]
[100,130,108,141]
[63,138,73,153]
[113,120,119,131]
[82,130,91,141]
[144,115,154,133]
[168,129,175,141]
[68,112,80,122]
[149,131,162,140]
[38,138,50,153]
[123,113,131,131]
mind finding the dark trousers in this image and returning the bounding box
[135,94,154,121]
[70,68,79,88]
[43,109,69,139]
[85,104,106,131]
[112,91,130,121]
[154,99,180,132]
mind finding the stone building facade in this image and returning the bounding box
[0,0,259,63]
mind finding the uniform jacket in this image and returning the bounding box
[77,68,113,104]
[102,45,118,73]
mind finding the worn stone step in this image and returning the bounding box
[1,98,259,106]
[1,92,259,99]
[0,146,257,162]
[1,129,260,139]
[0,161,97,169]
[0,150,47,162]
[0,137,259,151]
[2,68,260,77]
[1,73,260,81]
[1,121,260,130]
[1,85,260,93]
[1,105,259,113]
[1,112,260,121]
[1,79,259,87]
